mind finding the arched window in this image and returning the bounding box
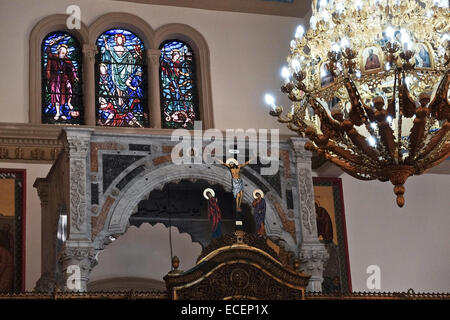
[96,29,148,127]
[159,40,199,129]
[42,31,83,124]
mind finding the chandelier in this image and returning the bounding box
[266,0,449,207]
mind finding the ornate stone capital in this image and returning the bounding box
[82,44,98,62]
[63,128,94,157]
[59,243,98,292]
[147,49,161,66]
[290,137,312,162]
[299,242,329,292]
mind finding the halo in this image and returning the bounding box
[226,158,239,166]
[253,189,264,199]
[203,188,215,200]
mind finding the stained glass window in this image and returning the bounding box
[42,31,83,124]
[96,29,148,127]
[160,40,199,129]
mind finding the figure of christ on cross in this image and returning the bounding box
[216,158,252,212]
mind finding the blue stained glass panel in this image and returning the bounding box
[96,29,148,127]
[160,40,199,129]
[42,31,83,124]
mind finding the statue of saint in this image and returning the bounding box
[203,188,222,239]
[252,189,266,235]
[216,158,251,212]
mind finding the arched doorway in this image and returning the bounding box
[131,179,255,247]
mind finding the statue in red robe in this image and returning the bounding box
[205,190,222,239]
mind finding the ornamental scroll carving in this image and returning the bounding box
[70,159,86,231]
[298,168,316,235]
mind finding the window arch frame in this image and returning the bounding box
[30,14,89,124]
[94,28,149,127]
[30,14,214,130]
[159,39,200,129]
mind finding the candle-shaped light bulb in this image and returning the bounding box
[281,66,290,83]
[290,58,301,73]
[331,43,341,53]
[310,15,317,30]
[265,94,276,109]
[355,0,363,10]
[368,136,376,147]
[295,25,305,39]
[385,26,395,41]
[340,37,350,49]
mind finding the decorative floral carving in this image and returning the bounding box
[298,168,316,235]
[70,159,86,231]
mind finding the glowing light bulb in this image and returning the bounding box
[321,10,330,22]
[386,116,393,123]
[368,136,377,147]
[281,67,290,82]
[370,123,377,129]
[290,40,296,49]
[426,10,434,18]
[385,62,391,71]
[356,70,362,78]
[355,0,363,10]
[439,0,448,8]
[336,2,345,13]
[400,29,412,49]
[331,43,341,53]
[310,15,317,30]
[295,25,305,39]
[281,67,291,82]
[319,0,328,9]
[290,58,301,72]
[265,94,276,108]
[385,26,395,41]
[442,33,450,43]
[340,37,350,48]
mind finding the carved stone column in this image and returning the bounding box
[33,178,56,292]
[82,44,98,126]
[290,137,329,292]
[64,128,94,240]
[147,49,161,128]
[60,243,97,292]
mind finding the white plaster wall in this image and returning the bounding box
[339,172,450,293]
[89,223,202,283]
[0,162,52,291]
[0,0,299,132]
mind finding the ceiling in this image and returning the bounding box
[113,0,311,18]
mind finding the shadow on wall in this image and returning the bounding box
[88,223,202,291]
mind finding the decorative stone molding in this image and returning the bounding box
[290,137,329,292]
[0,123,63,163]
[299,242,329,292]
[115,0,310,18]
[64,128,93,236]
[59,243,98,292]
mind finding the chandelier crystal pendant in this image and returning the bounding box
[266,0,449,207]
